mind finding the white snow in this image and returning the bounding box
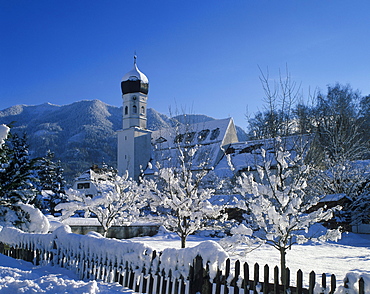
[122,63,148,83]
[0,253,135,293]
[0,225,370,293]
[0,124,9,145]
[16,203,50,233]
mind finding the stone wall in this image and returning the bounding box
[69,224,160,239]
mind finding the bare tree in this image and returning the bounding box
[312,84,365,164]
[248,66,302,139]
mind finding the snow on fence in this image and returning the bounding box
[0,225,367,294]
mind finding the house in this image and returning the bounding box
[72,164,116,197]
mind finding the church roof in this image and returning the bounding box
[122,63,148,84]
[149,118,238,171]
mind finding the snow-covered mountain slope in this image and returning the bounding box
[0,100,248,182]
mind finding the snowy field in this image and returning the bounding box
[0,228,369,293]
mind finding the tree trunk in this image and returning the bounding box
[103,227,108,238]
[280,247,286,286]
[181,235,186,248]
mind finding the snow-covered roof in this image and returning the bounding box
[121,63,148,84]
[213,134,312,177]
[148,118,238,171]
[74,169,98,182]
[151,118,237,149]
[319,193,349,203]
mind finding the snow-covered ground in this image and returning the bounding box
[0,228,369,293]
[0,253,135,293]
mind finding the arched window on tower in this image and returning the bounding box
[133,105,137,113]
[125,106,128,115]
[141,106,145,114]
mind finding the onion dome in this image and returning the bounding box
[121,56,149,95]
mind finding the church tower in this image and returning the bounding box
[117,57,151,180]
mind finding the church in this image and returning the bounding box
[115,58,312,181]
[117,56,152,180]
[116,57,247,181]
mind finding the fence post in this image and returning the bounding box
[215,269,222,294]
[35,249,41,266]
[231,260,240,294]
[180,276,186,294]
[273,266,279,294]
[243,262,249,294]
[161,268,167,294]
[204,262,212,294]
[253,263,259,294]
[167,269,173,294]
[329,274,336,294]
[321,273,326,294]
[147,250,157,294]
[263,264,269,294]
[308,271,315,294]
[124,261,130,287]
[223,258,230,294]
[174,274,180,294]
[284,267,290,294]
[297,269,303,294]
[359,277,364,294]
[189,255,203,294]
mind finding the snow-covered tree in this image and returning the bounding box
[0,132,38,205]
[35,150,66,215]
[351,182,370,226]
[223,138,341,284]
[0,124,10,202]
[149,145,225,248]
[309,159,370,204]
[56,171,150,237]
[0,127,49,233]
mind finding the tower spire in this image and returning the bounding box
[134,52,137,65]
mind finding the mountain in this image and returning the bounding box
[0,100,248,183]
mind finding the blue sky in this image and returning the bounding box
[1,0,370,128]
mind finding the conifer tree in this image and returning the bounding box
[0,129,49,232]
[0,125,10,205]
[0,132,38,205]
[36,150,66,215]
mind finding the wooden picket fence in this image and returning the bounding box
[0,242,366,294]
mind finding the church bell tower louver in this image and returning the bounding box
[117,56,151,180]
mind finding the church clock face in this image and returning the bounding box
[132,96,137,100]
